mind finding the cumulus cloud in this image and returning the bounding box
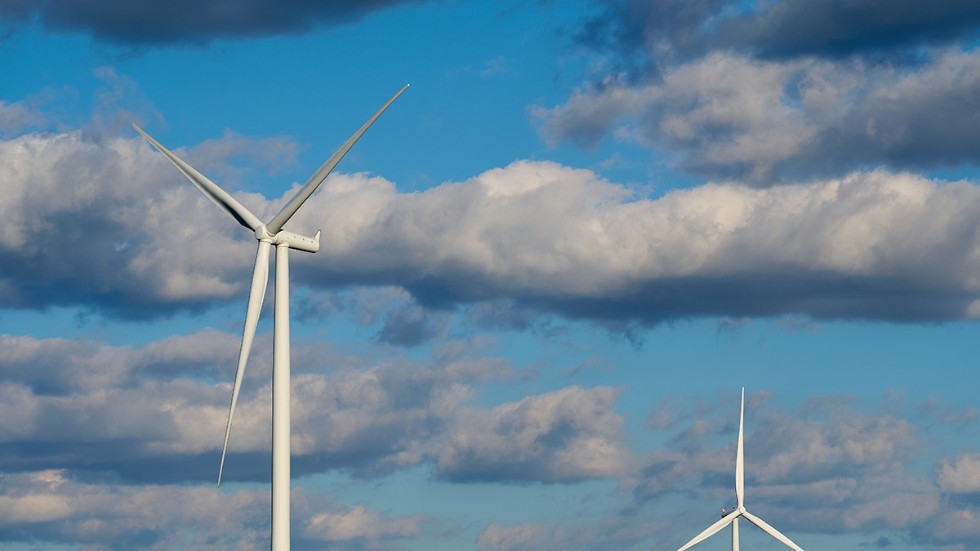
[556,1,980,184]
[302,503,425,543]
[0,99,46,136]
[627,393,980,549]
[537,50,980,182]
[579,0,980,69]
[0,129,301,318]
[712,1,980,60]
[436,386,629,483]
[478,514,672,551]
[0,470,423,550]
[6,127,980,324]
[0,329,636,487]
[0,0,433,45]
[478,523,547,551]
[297,163,980,324]
[938,454,980,495]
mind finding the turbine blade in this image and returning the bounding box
[218,240,271,486]
[265,84,409,234]
[736,387,745,508]
[676,510,739,551]
[742,510,805,551]
[133,123,263,231]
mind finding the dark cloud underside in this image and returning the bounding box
[582,0,980,68]
[0,0,431,44]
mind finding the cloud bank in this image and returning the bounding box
[545,0,980,185]
[0,0,432,45]
[3,128,980,325]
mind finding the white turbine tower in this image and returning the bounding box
[134,84,408,551]
[676,389,805,551]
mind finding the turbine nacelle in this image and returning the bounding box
[255,225,321,253]
[720,506,743,518]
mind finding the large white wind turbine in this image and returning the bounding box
[675,389,805,551]
[134,84,408,551]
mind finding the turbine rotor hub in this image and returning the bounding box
[254,225,274,242]
[254,224,320,253]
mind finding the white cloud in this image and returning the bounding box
[627,393,980,549]
[303,504,424,542]
[0,470,426,550]
[537,49,980,183]
[4,127,980,324]
[478,523,546,550]
[0,330,635,487]
[436,386,630,482]
[938,454,980,494]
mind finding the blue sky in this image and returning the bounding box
[2,0,980,549]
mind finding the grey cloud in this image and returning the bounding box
[631,393,980,549]
[478,523,547,551]
[713,0,980,60]
[297,501,426,546]
[10,129,980,326]
[0,0,432,45]
[0,99,46,136]
[435,386,630,483]
[938,454,980,495]
[0,470,424,550]
[538,51,980,183]
[574,0,729,74]
[0,331,626,487]
[580,0,980,70]
[294,164,980,324]
[476,509,668,551]
[376,302,452,347]
[0,129,300,319]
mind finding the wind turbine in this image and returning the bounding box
[675,389,805,551]
[134,84,408,551]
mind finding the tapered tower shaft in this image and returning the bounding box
[272,244,291,550]
[732,517,740,551]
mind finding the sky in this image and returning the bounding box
[1,0,980,549]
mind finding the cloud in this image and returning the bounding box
[938,454,980,495]
[478,523,547,551]
[0,0,433,46]
[0,128,298,318]
[536,50,980,182]
[297,163,980,324]
[579,0,980,68]
[461,393,980,551]
[0,99,46,136]
[706,0,980,61]
[0,470,423,550]
[628,393,980,549]
[301,503,425,543]
[375,301,452,347]
[435,386,629,483]
[6,126,980,325]
[0,329,634,487]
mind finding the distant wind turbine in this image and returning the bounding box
[134,84,408,551]
[675,389,805,551]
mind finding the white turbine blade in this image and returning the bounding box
[732,517,740,551]
[742,510,805,551]
[133,123,263,231]
[218,240,271,486]
[736,387,745,508]
[265,84,409,234]
[676,510,739,551]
